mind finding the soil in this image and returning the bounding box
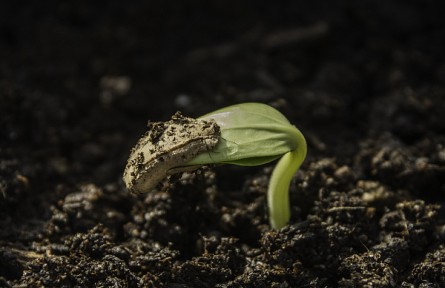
[1,1,444,287]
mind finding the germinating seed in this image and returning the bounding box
[123,112,220,194]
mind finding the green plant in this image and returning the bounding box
[185,103,307,229]
[123,102,307,230]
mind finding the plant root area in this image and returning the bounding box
[1,1,444,287]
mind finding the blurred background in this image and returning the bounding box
[1,1,445,286]
[2,1,444,185]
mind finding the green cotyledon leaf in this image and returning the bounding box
[186,102,300,167]
[184,102,307,229]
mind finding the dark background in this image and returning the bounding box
[1,1,444,287]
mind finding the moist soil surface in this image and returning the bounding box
[1,1,445,287]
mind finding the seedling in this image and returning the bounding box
[123,103,307,229]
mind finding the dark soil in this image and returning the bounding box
[1,1,445,287]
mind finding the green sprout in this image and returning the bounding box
[124,102,307,230]
[184,103,307,229]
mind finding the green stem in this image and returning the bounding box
[267,127,307,229]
